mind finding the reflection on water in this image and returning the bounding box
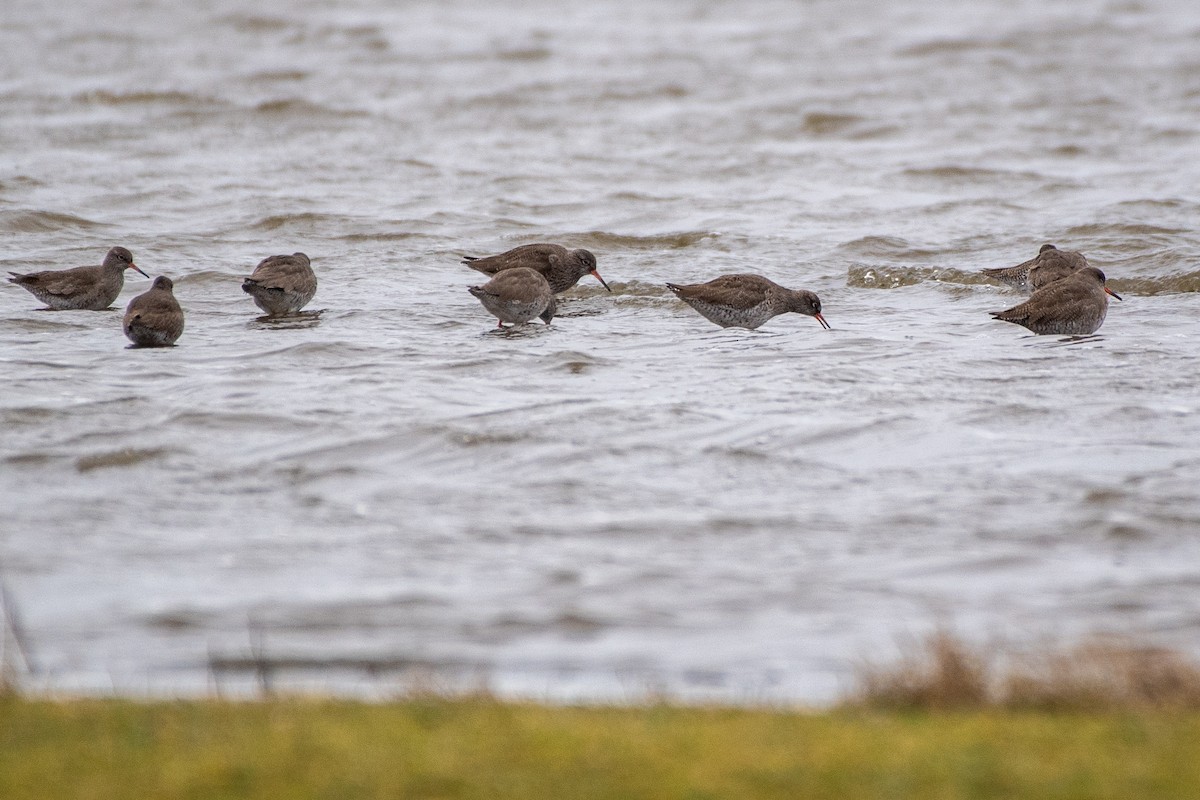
[249,310,325,330]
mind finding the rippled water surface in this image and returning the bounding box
[2,0,1200,701]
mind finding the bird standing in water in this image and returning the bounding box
[469,267,556,328]
[990,266,1121,335]
[666,273,830,331]
[123,276,185,347]
[241,252,317,316]
[981,243,1089,292]
[462,244,610,294]
[8,246,148,310]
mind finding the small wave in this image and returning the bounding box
[54,30,135,47]
[751,107,893,140]
[245,69,310,83]
[573,230,720,250]
[0,209,103,233]
[216,13,293,33]
[75,447,171,473]
[596,83,689,102]
[801,112,866,135]
[846,263,1000,288]
[604,190,676,203]
[145,609,209,631]
[602,279,675,298]
[1109,273,1200,295]
[0,317,93,333]
[309,23,390,52]
[1065,222,1189,237]
[847,263,1200,294]
[247,212,338,232]
[837,236,941,260]
[1150,128,1199,142]
[845,264,921,289]
[896,38,992,57]
[336,230,427,243]
[252,98,367,118]
[1,406,59,426]
[898,165,1045,186]
[0,175,42,192]
[75,89,222,107]
[1108,198,1195,212]
[496,46,553,62]
[207,652,466,673]
[181,269,242,285]
[1049,144,1087,157]
[553,611,607,637]
[451,430,529,446]
[448,85,553,111]
[238,340,387,360]
[4,452,62,467]
[167,410,313,430]
[535,351,615,374]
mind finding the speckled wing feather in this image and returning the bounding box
[482,268,549,301]
[991,272,1102,332]
[462,243,567,275]
[980,255,1040,289]
[129,292,176,317]
[1028,248,1089,290]
[670,274,774,310]
[10,266,95,298]
[247,254,313,292]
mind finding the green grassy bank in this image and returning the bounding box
[3,696,1199,799]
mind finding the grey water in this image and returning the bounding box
[2,0,1199,702]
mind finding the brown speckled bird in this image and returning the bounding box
[462,244,610,294]
[468,267,556,328]
[666,273,830,330]
[241,252,317,316]
[123,276,184,347]
[981,243,1089,292]
[991,266,1121,335]
[8,246,148,310]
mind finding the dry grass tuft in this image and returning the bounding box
[851,631,1200,712]
[1004,639,1200,711]
[0,581,27,697]
[853,630,992,710]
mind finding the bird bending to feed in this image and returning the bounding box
[7,246,148,310]
[468,267,556,328]
[241,252,317,316]
[981,243,1088,292]
[666,273,830,330]
[990,266,1121,335]
[123,276,184,347]
[462,243,610,294]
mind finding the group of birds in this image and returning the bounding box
[460,243,832,331]
[458,240,1117,335]
[981,244,1122,335]
[5,239,1120,342]
[5,248,318,346]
